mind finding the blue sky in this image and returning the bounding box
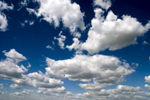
[0,0,150,100]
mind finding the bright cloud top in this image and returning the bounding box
[32,0,85,32]
[80,9,150,54]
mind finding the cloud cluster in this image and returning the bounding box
[0,49,63,89]
[77,85,150,100]
[1,85,150,100]
[0,1,13,31]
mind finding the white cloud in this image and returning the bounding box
[30,0,85,32]
[0,14,8,31]
[81,9,150,54]
[46,54,134,89]
[0,49,28,79]
[54,32,66,49]
[27,71,64,88]
[94,0,112,10]
[37,86,66,95]
[0,1,13,31]
[10,84,22,89]
[3,49,27,63]
[145,84,150,91]
[46,45,54,50]
[66,38,81,51]
[0,84,3,89]
[145,75,150,83]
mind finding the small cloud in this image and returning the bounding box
[46,45,54,50]
[142,41,149,45]
[0,84,4,89]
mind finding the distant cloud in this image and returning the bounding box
[142,41,149,45]
[46,45,54,50]
[10,84,22,89]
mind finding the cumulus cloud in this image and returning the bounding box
[94,0,111,10]
[3,49,27,63]
[46,54,134,90]
[10,84,22,89]
[80,9,150,54]
[37,86,66,95]
[27,71,63,88]
[54,32,66,49]
[28,0,85,32]
[145,75,150,91]
[0,49,28,79]
[0,1,13,31]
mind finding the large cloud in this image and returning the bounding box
[30,0,85,32]
[0,1,13,31]
[46,54,134,90]
[80,9,150,54]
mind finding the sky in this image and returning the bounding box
[0,0,150,100]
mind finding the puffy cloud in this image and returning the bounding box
[0,14,8,31]
[145,75,150,91]
[81,9,150,54]
[0,49,63,89]
[30,0,85,32]
[46,54,134,89]
[54,32,66,49]
[0,1,13,31]
[0,49,28,79]
[145,75,150,83]
[10,84,22,89]
[28,71,64,88]
[3,49,27,63]
[94,0,111,10]
[37,86,66,95]
[145,84,150,91]
[66,38,81,51]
